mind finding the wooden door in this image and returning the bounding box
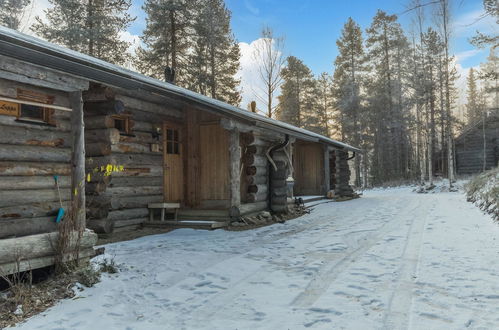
[198,123,229,207]
[163,122,184,203]
[293,142,324,195]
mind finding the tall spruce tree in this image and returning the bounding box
[136,0,194,84]
[32,0,134,65]
[277,56,317,130]
[365,10,411,184]
[315,72,334,137]
[466,68,482,123]
[0,0,31,30]
[332,17,367,186]
[188,0,241,106]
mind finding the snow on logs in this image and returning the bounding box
[241,133,270,204]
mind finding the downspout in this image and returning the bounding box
[266,135,290,210]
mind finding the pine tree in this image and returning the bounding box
[315,72,334,137]
[466,68,482,123]
[188,0,241,106]
[0,0,31,30]
[332,17,368,186]
[365,10,411,184]
[277,56,317,130]
[135,0,194,84]
[32,0,134,65]
[480,49,499,108]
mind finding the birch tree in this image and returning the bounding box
[252,26,285,118]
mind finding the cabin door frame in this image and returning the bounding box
[162,121,184,204]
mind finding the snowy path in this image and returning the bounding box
[16,188,499,330]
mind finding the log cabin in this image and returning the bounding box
[0,26,360,274]
[455,109,498,175]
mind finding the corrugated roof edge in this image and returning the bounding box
[0,26,361,153]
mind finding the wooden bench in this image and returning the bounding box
[148,203,180,222]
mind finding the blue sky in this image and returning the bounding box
[126,0,495,75]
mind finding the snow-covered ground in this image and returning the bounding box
[16,187,499,330]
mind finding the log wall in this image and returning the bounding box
[455,119,498,175]
[84,86,183,233]
[0,79,73,239]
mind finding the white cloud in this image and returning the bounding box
[452,8,498,38]
[237,38,283,115]
[455,49,483,63]
[244,0,260,16]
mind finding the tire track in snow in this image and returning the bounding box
[291,196,422,308]
[382,195,433,330]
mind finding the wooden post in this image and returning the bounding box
[228,128,241,210]
[323,144,330,194]
[69,91,86,231]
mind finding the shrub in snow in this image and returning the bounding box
[465,167,499,220]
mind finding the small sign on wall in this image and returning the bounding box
[0,101,19,117]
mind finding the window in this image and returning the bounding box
[166,128,180,154]
[112,114,132,135]
[16,89,55,125]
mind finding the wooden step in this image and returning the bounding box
[143,220,228,230]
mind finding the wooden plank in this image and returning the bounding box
[228,129,241,208]
[69,91,86,231]
[199,123,229,201]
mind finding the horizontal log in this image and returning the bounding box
[246,192,268,203]
[119,132,156,144]
[86,206,109,220]
[0,201,71,220]
[244,145,268,155]
[85,142,112,156]
[243,154,268,167]
[84,115,115,129]
[239,201,267,215]
[0,188,71,208]
[247,184,268,194]
[114,165,163,177]
[0,115,71,132]
[271,187,288,196]
[0,176,70,190]
[0,247,95,276]
[87,218,114,234]
[84,100,125,115]
[115,94,182,118]
[85,128,120,144]
[0,144,71,162]
[114,218,147,229]
[241,133,255,145]
[109,176,162,187]
[86,181,109,195]
[245,175,267,185]
[246,166,268,176]
[0,124,71,147]
[0,161,71,176]
[0,230,97,265]
[271,204,288,213]
[104,186,163,197]
[0,217,57,239]
[88,194,162,210]
[111,142,154,154]
[107,208,149,221]
[87,154,163,167]
[132,120,154,132]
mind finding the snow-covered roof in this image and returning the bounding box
[0,26,361,153]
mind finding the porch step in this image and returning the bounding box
[177,209,230,222]
[143,220,228,230]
